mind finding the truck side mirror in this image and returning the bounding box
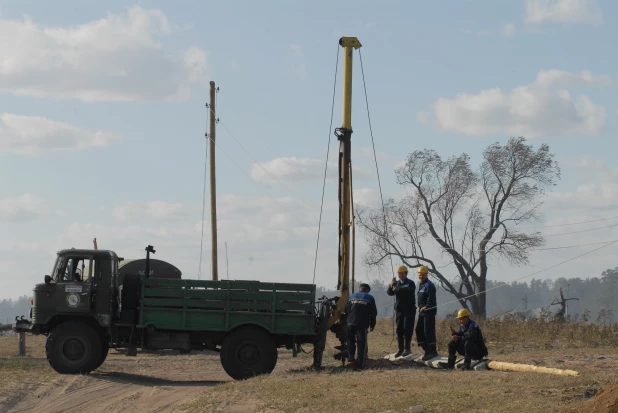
[44,275,52,284]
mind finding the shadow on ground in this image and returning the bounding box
[285,357,426,375]
[89,371,228,387]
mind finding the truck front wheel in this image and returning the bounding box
[92,339,109,370]
[45,321,103,374]
[220,326,278,380]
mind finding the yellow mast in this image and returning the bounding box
[312,36,362,369]
[329,36,361,331]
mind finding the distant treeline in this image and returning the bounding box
[0,295,31,325]
[317,266,618,321]
[2,268,617,323]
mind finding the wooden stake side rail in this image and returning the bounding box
[137,278,317,335]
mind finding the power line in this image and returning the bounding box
[532,239,618,251]
[217,119,320,209]
[313,43,339,285]
[533,215,618,228]
[387,219,618,251]
[433,237,618,255]
[198,103,210,280]
[359,49,395,279]
[541,221,618,237]
[457,214,618,234]
[217,91,301,174]
[203,126,320,235]
[424,239,618,312]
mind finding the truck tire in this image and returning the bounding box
[92,339,109,370]
[45,321,103,374]
[220,326,278,380]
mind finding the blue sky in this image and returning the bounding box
[1,0,617,300]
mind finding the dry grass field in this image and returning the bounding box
[1,317,617,413]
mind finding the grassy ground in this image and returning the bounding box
[1,317,617,412]
[180,317,618,413]
[0,333,56,409]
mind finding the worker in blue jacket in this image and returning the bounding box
[345,283,378,370]
[439,309,488,370]
[416,265,439,361]
[387,265,416,357]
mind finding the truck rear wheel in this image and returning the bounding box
[45,321,103,374]
[220,326,277,380]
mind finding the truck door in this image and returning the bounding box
[54,255,94,313]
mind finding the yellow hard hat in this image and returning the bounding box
[417,265,429,274]
[457,309,471,319]
[397,265,408,273]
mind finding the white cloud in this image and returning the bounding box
[418,69,609,138]
[0,240,41,252]
[353,147,389,161]
[113,200,185,222]
[290,43,303,57]
[184,47,208,85]
[0,113,121,155]
[250,156,373,186]
[525,0,604,25]
[0,6,208,102]
[251,157,327,185]
[500,23,517,37]
[546,159,618,211]
[289,44,306,80]
[535,69,611,88]
[462,29,493,37]
[0,194,51,222]
[353,188,379,206]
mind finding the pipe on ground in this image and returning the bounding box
[487,361,579,376]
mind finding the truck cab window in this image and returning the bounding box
[56,257,93,282]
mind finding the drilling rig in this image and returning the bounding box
[312,36,362,369]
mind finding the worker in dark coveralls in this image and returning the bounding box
[345,283,377,370]
[416,265,439,361]
[439,309,488,370]
[387,265,416,357]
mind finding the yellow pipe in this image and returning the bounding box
[328,37,362,328]
[339,37,362,130]
[487,361,579,376]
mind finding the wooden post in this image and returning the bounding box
[18,332,26,356]
[209,81,219,281]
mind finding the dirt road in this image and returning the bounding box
[3,350,235,413]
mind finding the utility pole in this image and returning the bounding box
[225,241,229,280]
[551,287,578,320]
[522,294,528,311]
[209,81,219,281]
[566,283,570,317]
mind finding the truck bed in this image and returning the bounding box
[137,278,317,336]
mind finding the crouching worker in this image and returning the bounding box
[346,283,378,370]
[439,309,488,370]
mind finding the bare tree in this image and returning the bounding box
[357,137,560,317]
[550,287,579,320]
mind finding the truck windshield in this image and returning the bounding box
[51,255,62,282]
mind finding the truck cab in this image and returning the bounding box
[32,249,119,332]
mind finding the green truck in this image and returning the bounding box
[19,245,327,380]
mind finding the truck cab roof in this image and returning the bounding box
[57,249,120,259]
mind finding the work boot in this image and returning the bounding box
[394,339,404,358]
[457,355,472,370]
[421,344,439,361]
[401,339,412,357]
[438,354,456,370]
